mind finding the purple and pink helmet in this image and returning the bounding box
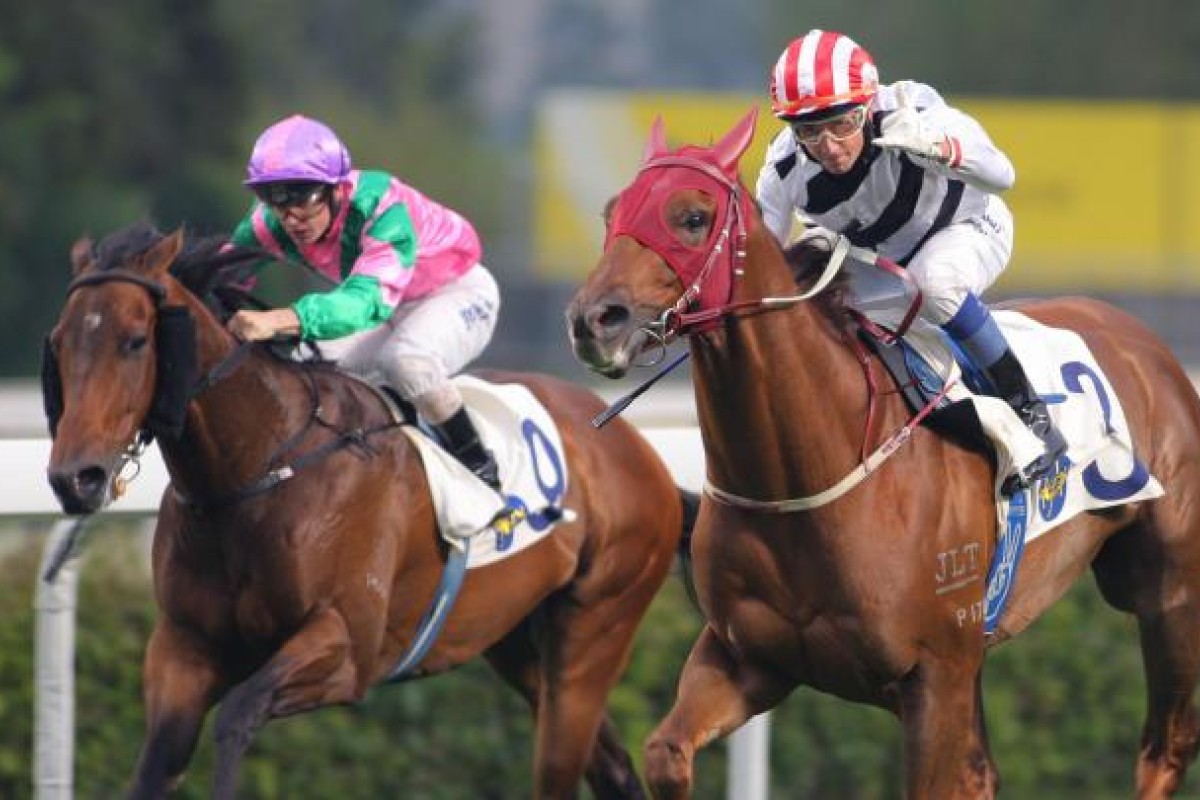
[244,115,352,186]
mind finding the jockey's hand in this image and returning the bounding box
[873,84,950,164]
[796,224,840,253]
[227,309,301,342]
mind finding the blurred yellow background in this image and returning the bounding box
[535,92,1200,292]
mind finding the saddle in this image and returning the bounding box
[370,375,572,563]
[839,259,1163,635]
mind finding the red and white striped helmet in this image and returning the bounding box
[769,30,879,119]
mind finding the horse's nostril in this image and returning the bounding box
[76,466,108,498]
[590,303,630,334]
[48,463,109,514]
[48,470,74,499]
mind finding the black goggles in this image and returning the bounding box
[252,182,330,209]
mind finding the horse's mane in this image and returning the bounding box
[781,238,854,329]
[89,221,276,317]
[82,222,394,424]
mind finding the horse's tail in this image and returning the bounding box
[677,487,702,610]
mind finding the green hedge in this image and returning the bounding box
[0,524,1194,799]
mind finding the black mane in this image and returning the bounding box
[89,221,274,315]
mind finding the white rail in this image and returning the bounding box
[6,429,768,800]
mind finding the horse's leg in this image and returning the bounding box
[537,613,647,799]
[1134,608,1200,799]
[898,657,997,800]
[644,626,791,800]
[521,564,681,800]
[211,607,359,800]
[1093,517,1200,799]
[127,622,223,800]
[587,715,648,800]
[485,624,646,799]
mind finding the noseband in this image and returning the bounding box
[628,155,749,341]
[42,270,229,443]
[625,155,852,341]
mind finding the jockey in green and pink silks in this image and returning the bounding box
[227,114,503,490]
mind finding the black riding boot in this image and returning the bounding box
[433,406,501,491]
[985,348,1069,493]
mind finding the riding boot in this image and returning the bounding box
[433,406,501,492]
[984,347,1069,493]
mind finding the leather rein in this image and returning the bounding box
[629,156,953,513]
[64,270,402,511]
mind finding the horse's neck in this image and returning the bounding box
[159,299,305,501]
[691,234,871,499]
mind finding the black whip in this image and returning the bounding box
[591,350,691,428]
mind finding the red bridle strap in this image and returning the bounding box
[667,234,857,336]
[634,155,750,332]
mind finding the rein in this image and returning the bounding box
[664,233,855,337]
[62,270,403,512]
[179,354,402,511]
[621,158,941,512]
[703,375,955,513]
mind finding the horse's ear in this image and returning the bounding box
[642,116,670,163]
[69,237,95,276]
[712,106,759,176]
[142,228,185,276]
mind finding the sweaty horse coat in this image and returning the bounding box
[567,109,1200,799]
[45,222,694,800]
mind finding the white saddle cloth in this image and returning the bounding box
[401,375,572,568]
[902,311,1163,542]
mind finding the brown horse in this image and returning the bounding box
[43,222,694,800]
[566,110,1200,798]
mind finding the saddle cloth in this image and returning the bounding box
[899,310,1164,544]
[401,375,572,569]
[840,259,1163,632]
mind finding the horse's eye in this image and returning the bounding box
[683,211,708,231]
[122,334,149,354]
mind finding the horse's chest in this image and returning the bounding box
[698,537,912,688]
[229,592,290,641]
[166,561,303,643]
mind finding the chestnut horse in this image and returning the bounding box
[566,110,1200,798]
[44,222,693,800]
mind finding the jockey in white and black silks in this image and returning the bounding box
[228,114,502,490]
[756,29,1066,491]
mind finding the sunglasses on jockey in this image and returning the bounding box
[789,104,868,146]
[252,181,332,210]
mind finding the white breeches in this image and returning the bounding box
[313,264,500,423]
[905,194,1014,325]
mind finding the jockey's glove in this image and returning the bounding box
[873,85,950,165]
[795,224,840,253]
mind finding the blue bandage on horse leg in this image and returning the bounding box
[942,292,1008,368]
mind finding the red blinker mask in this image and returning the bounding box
[606,108,760,325]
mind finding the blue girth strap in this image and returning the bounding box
[984,489,1029,636]
[384,540,471,682]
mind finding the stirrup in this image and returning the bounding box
[1000,411,1068,496]
[1001,456,1057,496]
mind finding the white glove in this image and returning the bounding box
[873,84,949,164]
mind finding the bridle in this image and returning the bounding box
[45,270,197,435]
[629,154,852,347]
[635,155,751,340]
[46,270,401,511]
[615,156,949,512]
